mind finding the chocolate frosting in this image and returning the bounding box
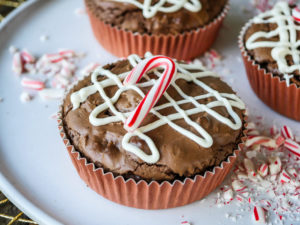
[85,0,228,35]
[244,5,300,87]
[62,59,245,182]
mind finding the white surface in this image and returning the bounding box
[0,1,299,225]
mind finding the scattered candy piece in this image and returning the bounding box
[232,180,247,192]
[269,156,282,175]
[21,49,35,63]
[20,92,32,103]
[284,139,300,157]
[253,206,266,224]
[180,221,190,225]
[279,170,291,183]
[292,6,300,22]
[287,168,298,178]
[21,78,45,91]
[39,88,64,100]
[12,52,23,75]
[281,125,294,140]
[244,158,256,177]
[223,188,234,202]
[258,163,268,177]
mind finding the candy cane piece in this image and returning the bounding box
[258,163,268,177]
[245,136,276,149]
[287,168,298,178]
[279,170,291,183]
[281,125,294,140]
[39,88,64,100]
[59,49,75,58]
[270,124,278,137]
[21,78,45,90]
[21,49,35,63]
[269,156,282,175]
[123,56,177,131]
[223,188,233,201]
[45,53,63,63]
[253,206,266,223]
[232,180,247,192]
[292,6,300,22]
[284,139,300,157]
[12,52,23,75]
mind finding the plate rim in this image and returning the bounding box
[0,1,62,224]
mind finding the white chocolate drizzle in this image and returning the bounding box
[70,53,245,164]
[111,0,201,18]
[246,2,299,86]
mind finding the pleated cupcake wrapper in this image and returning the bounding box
[85,3,229,60]
[58,98,247,209]
[239,20,300,121]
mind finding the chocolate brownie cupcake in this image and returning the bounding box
[84,0,229,60]
[240,1,300,121]
[58,53,246,209]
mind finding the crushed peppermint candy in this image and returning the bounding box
[10,47,89,102]
[20,92,32,103]
[216,123,300,224]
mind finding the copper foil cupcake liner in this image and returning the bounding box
[239,21,300,121]
[57,102,247,209]
[85,3,229,60]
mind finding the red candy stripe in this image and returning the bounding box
[281,125,294,140]
[284,139,300,157]
[292,7,300,22]
[21,78,45,90]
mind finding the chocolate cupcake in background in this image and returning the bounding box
[58,52,247,209]
[239,1,300,121]
[84,0,229,60]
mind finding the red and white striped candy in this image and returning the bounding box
[21,78,44,90]
[232,180,247,192]
[21,49,35,63]
[269,156,282,175]
[270,124,278,137]
[258,163,268,177]
[39,88,64,100]
[45,53,63,63]
[281,125,294,140]
[12,52,23,75]
[279,170,291,183]
[284,139,300,157]
[275,135,285,147]
[59,49,75,58]
[245,136,276,149]
[292,6,300,22]
[123,56,177,131]
[253,206,266,223]
[223,188,233,202]
[287,168,298,178]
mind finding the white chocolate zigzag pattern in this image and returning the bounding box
[111,0,201,18]
[70,53,245,164]
[246,2,300,86]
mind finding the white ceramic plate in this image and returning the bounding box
[0,1,299,225]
